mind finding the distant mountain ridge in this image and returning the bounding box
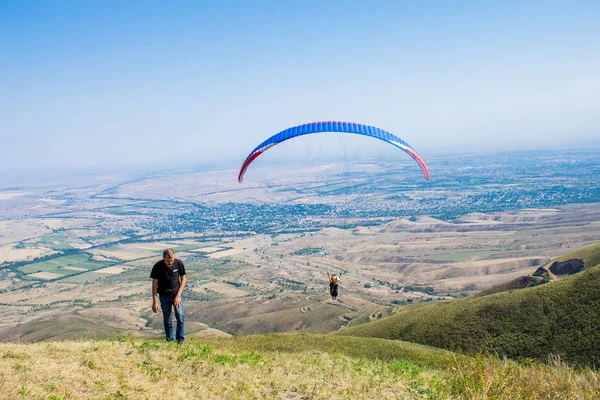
[339,243,600,367]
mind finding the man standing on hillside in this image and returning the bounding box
[151,248,186,344]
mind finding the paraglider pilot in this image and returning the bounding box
[327,272,342,300]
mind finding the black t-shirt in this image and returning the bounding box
[150,259,186,296]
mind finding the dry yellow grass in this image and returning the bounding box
[27,271,63,280]
[62,266,88,272]
[0,336,598,400]
[0,244,55,262]
[0,340,420,399]
[207,248,246,259]
[190,246,224,253]
[94,265,129,275]
[0,279,12,289]
[193,282,248,298]
[89,243,169,261]
[0,281,148,305]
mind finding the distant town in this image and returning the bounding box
[58,149,600,236]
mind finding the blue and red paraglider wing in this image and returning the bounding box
[238,121,429,182]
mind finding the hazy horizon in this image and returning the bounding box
[1,1,599,171]
[1,144,598,189]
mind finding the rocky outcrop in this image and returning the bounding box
[548,259,584,276]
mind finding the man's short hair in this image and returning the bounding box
[163,248,174,258]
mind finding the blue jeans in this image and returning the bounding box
[159,294,184,343]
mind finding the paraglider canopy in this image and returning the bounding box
[238,121,429,182]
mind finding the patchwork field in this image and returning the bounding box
[0,219,52,246]
[2,203,600,341]
[18,253,112,279]
[28,271,63,280]
[89,244,165,261]
[193,282,249,298]
[190,246,224,253]
[208,248,246,259]
[0,244,55,262]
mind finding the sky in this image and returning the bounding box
[1,0,599,172]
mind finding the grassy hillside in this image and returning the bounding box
[0,315,121,343]
[1,335,598,399]
[552,242,600,268]
[474,275,548,297]
[339,243,600,367]
[0,293,385,343]
[181,293,385,335]
[477,243,600,297]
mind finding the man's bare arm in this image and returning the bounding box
[152,279,159,312]
[173,275,186,308]
[176,275,186,298]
